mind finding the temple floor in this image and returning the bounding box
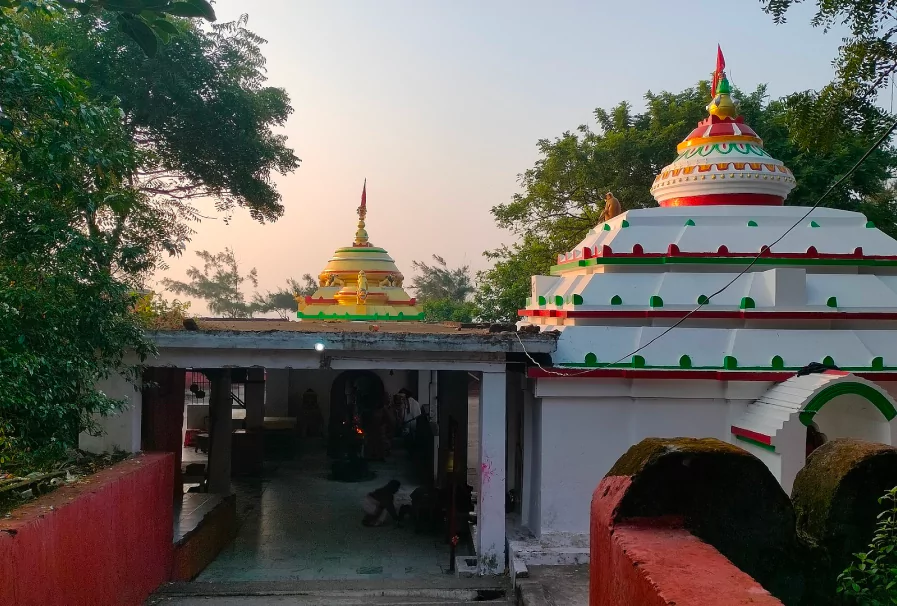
[196,439,464,582]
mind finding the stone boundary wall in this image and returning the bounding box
[0,453,174,606]
[590,438,789,605]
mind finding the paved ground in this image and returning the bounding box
[195,440,466,582]
[516,565,588,606]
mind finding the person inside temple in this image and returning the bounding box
[398,388,423,429]
[361,479,402,527]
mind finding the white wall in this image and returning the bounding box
[79,373,142,454]
[532,393,740,535]
[814,393,892,444]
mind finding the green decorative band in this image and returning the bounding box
[675,142,772,161]
[798,381,897,426]
[297,311,424,321]
[550,256,897,274]
[735,435,776,453]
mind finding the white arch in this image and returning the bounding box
[730,372,897,493]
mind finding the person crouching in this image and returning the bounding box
[362,480,401,527]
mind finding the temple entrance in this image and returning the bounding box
[187,367,476,582]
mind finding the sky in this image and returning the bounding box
[154,0,854,314]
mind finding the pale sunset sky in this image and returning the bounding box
[155,0,854,314]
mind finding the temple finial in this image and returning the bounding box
[708,73,739,120]
[354,179,369,247]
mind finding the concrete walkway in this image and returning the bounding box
[196,441,464,582]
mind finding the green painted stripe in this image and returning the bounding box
[799,381,897,426]
[735,435,776,452]
[333,247,389,253]
[550,255,897,274]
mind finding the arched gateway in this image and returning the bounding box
[731,371,897,493]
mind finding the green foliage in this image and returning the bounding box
[252,274,317,319]
[475,235,554,323]
[409,255,474,302]
[0,13,160,467]
[162,248,259,318]
[478,80,897,322]
[133,291,191,329]
[20,11,299,260]
[2,0,217,56]
[421,299,477,323]
[0,199,154,467]
[761,0,897,149]
[837,486,897,605]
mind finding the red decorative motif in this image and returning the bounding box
[730,426,772,445]
[527,368,897,381]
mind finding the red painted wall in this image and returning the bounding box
[0,453,174,606]
[590,476,783,606]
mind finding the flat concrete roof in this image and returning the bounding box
[149,319,557,355]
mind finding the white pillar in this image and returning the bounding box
[521,384,534,528]
[477,371,507,574]
[418,371,431,414]
[80,373,142,454]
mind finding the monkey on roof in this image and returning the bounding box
[602,192,621,223]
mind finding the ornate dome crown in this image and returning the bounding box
[297,183,423,321]
[650,70,796,207]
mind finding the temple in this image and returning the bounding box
[297,183,424,321]
[76,53,897,589]
[515,63,897,540]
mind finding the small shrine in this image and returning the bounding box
[297,184,424,321]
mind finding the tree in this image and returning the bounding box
[162,248,259,318]
[253,274,317,319]
[3,0,216,57]
[421,299,478,323]
[20,11,300,277]
[762,0,897,149]
[477,81,897,322]
[409,255,475,302]
[0,18,154,466]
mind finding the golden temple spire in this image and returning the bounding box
[354,179,370,247]
[707,73,738,120]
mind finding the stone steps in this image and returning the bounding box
[148,580,510,605]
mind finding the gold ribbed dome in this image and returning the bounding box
[297,184,423,321]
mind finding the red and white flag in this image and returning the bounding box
[711,45,725,98]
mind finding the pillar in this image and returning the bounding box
[477,371,507,574]
[140,367,187,498]
[244,367,265,430]
[521,381,534,527]
[418,371,432,417]
[206,370,233,495]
